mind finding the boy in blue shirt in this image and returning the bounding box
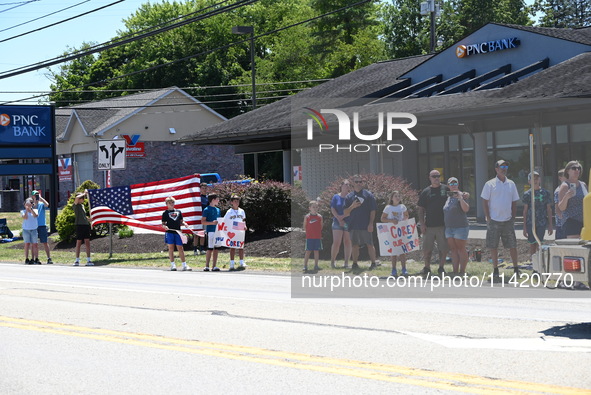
[32,190,53,264]
[202,194,221,271]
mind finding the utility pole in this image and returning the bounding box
[420,0,441,53]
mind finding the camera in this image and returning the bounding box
[447,191,459,197]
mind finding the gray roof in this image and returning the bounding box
[496,23,591,46]
[56,87,224,141]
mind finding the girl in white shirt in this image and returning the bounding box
[381,191,409,277]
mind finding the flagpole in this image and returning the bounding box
[109,223,113,258]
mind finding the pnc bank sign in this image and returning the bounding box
[456,37,520,58]
[0,105,53,145]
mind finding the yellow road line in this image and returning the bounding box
[0,315,586,394]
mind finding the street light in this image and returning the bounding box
[232,25,256,110]
[232,25,258,179]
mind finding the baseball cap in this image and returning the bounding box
[495,160,508,167]
[528,171,540,181]
[32,190,39,196]
[447,177,458,184]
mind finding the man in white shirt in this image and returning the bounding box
[481,160,521,278]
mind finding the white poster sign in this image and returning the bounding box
[213,217,246,249]
[376,218,420,256]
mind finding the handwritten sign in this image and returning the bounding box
[214,217,246,249]
[376,218,420,256]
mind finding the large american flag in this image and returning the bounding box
[88,174,202,233]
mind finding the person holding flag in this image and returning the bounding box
[161,196,191,272]
[224,195,247,271]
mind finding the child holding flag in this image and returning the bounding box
[225,195,247,271]
[161,196,191,271]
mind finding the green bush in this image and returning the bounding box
[55,180,100,242]
[117,225,134,239]
[209,181,308,233]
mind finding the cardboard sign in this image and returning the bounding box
[214,217,246,249]
[376,218,420,256]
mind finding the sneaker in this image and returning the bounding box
[73,262,80,266]
[170,266,177,271]
[212,267,221,272]
[401,268,409,276]
[193,250,200,256]
[237,265,246,271]
[182,266,192,271]
[85,262,94,266]
[47,258,53,264]
[34,258,41,265]
[493,267,500,277]
[203,267,210,272]
[369,262,376,270]
[229,267,237,272]
[375,260,382,267]
[351,262,359,270]
[437,267,445,276]
[390,269,398,277]
[513,268,522,277]
[24,258,31,265]
[420,266,431,277]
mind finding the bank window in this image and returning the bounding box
[556,125,568,143]
[495,129,528,149]
[571,123,591,142]
[430,136,444,153]
[449,135,459,151]
[461,134,473,150]
[419,138,428,154]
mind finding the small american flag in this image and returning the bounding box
[88,174,202,233]
[378,224,389,234]
[232,221,246,231]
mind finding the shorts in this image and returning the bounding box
[422,226,447,252]
[564,218,583,237]
[555,225,566,240]
[207,232,218,250]
[349,229,373,245]
[165,232,184,246]
[445,226,470,240]
[75,225,91,241]
[331,219,348,231]
[526,225,546,244]
[306,239,323,251]
[486,220,517,249]
[22,229,38,244]
[37,226,48,243]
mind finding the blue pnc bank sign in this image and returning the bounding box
[0,105,53,145]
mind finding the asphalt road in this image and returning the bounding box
[1,263,591,394]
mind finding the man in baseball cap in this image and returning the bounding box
[32,190,53,264]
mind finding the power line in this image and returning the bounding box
[0,0,253,77]
[0,0,89,34]
[3,0,371,105]
[0,0,39,14]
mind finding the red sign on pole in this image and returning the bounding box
[122,134,146,158]
[58,158,72,182]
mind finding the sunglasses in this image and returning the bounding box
[569,166,582,171]
[449,182,458,186]
[430,175,441,178]
[499,165,509,169]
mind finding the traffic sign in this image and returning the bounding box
[97,140,126,170]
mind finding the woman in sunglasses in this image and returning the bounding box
[443,177,470,276]
[558,161,588,238]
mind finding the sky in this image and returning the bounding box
[0,0,538,106]
[0,0,152,105]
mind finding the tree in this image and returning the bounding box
[533,0,591,27]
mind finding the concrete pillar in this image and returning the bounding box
[474,132,488,221]
[282,150,292,184]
